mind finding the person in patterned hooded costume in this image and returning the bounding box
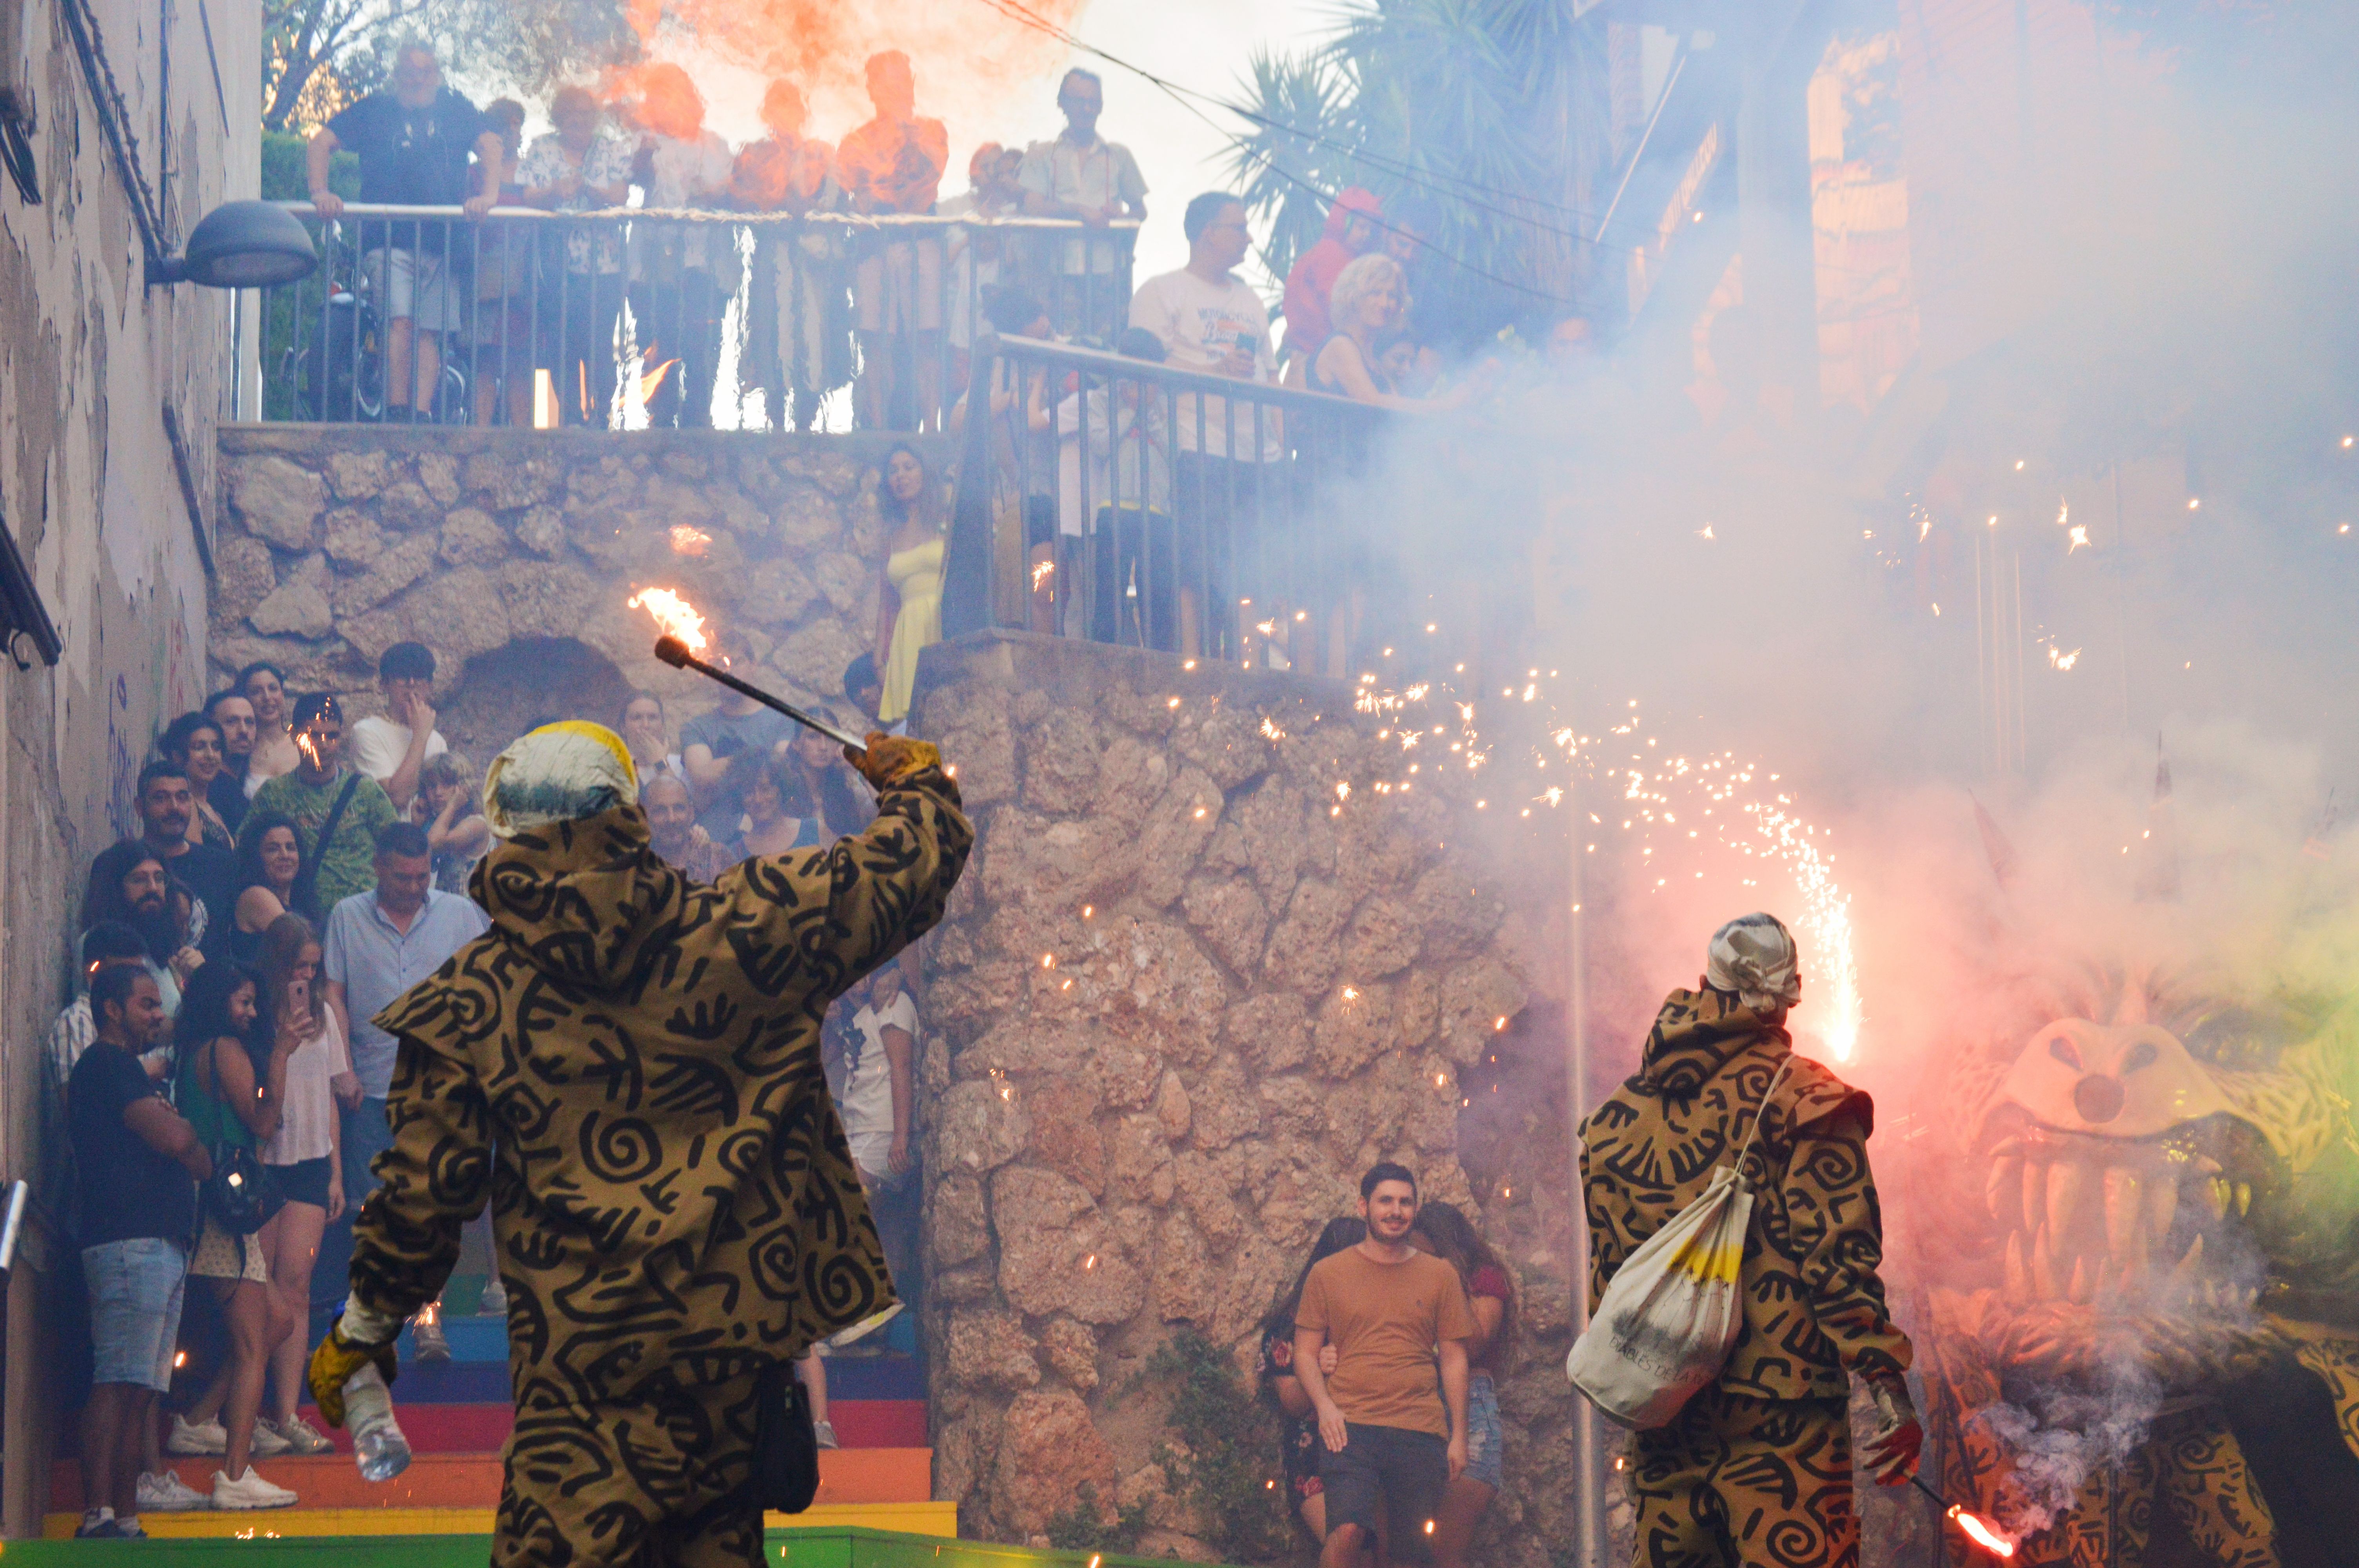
[307,720,970,1567]
[1580,913,1921,1568]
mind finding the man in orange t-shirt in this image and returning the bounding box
[1292,1163,1472,1568]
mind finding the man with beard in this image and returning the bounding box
[641,771,732,882]
[309,721,970,1566]
[1290,1163,1473,1568]
[134,762,238,958]
[205,692,259,832]
[1579,913,1919,1568]
[81,842,205,1013]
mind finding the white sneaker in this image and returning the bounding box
[167,1414,227,1455]
[478,1278,509,1315]
[137,1470,211,1512]
[812,1419,839,1450]
[265,1415,336,1456]
[246,1419,292,1458]
[411,1317,451,1363]
[212,1467,298,1510]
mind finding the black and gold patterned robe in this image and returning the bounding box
[1581,989,1912,1568]
[348,762,970,1397]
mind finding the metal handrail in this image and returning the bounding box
[979,332,1384,416]
[270,199,1141,233]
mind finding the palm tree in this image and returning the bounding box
[1223,0,1609,345]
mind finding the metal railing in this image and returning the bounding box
[240,203,1138,432]
[941,334,1390,673]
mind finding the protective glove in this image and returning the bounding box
[307,1314,400,1428]
[847,733,942,791]
[1859,1373,1924,1485]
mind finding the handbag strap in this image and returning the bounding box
[1730,1057,1796,1177]
[292,771,363,916]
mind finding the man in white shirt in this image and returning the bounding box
[1018,69,1146,333]
[836,960,918,1339]
[1127,193,1282,660]
[345,642,447,813]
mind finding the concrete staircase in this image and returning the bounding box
[47,1280,942,1541]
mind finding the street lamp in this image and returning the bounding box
[148,199,316,287]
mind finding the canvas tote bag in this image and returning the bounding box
[1567,1059,1793,1429]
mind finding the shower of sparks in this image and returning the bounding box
[667,524,712,555]
[627,588,709,653]
[2066,524,2090,552]
[2045,641,2082,671]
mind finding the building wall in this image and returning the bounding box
[0,0,257,1532]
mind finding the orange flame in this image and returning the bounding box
[669,525,712,556]
[628,588,710,654]
[638,357,680,403]
[1947,1506,2017,1559]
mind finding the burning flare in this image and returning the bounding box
[629,588,709,655]
[1948,1504,2017,1558]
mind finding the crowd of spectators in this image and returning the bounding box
[301,44,1148,432]
[46,638,920,1530]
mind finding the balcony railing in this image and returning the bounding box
[942,334,1389,673]
[235,203,1138,433]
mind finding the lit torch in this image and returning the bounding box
[628,588,709,656]
[1909,1476,2017,1559]
[630,587,866,751]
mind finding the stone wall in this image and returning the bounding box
[210,427,944,733]
[908,633,1586,1566]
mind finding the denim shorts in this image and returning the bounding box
[1463,1371,1505,1488]
[1319,1423,1447,1559]
[84,1238,188,1393]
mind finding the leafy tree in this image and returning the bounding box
[1223,0,1609,345]
[262,0,637,135]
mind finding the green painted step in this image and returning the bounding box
[1,1526,1245,1568]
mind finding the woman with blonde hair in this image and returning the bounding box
[416,750,491,894]
[1312,254,1487,413]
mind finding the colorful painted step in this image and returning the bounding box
[55,1448,932,1513]
[38,1501,959,1541]
[270,1397,929,1453]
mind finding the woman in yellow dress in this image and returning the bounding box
[874,444,947,725]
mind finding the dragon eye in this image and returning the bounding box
[2122,1040,2158,1073]
[2047,1037,2083,1071]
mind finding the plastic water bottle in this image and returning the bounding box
[345,1364,413,1483]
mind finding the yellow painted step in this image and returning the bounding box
[42,1499,958,1540]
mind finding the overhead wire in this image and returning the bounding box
[963,0,1590,305]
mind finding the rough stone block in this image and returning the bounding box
[991,1390,1117,1538]
[993,1166,1143,1324]
[931,1171,992,1269]
[376,480,440,532]
[229,456,325,549]
[935,1078,1030,1175]
[1023,708,1102,816]
[1040,1319,1100,1390]
[1342,893,1421,978]
[325,449,394,500]
[1225,992,1310,1074]
[439,507,508,566]
[947,1309,1040,1392]
[248,579,333,638]
[415,451,461,505]
[1263,878,1353,993]
[1180,874,1268,978]
[332,532,437,617]
[211,534,276,624]
[390,564,510,664]
[323,508,387,567]
[1133,769,1224,907]
[514,506,567,558]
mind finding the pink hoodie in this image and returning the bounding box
[1281,187,1384,357]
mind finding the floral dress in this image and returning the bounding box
[1261,1323,1324,1505]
